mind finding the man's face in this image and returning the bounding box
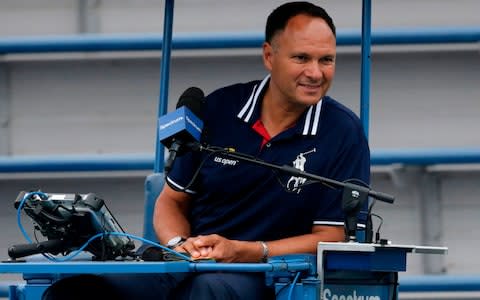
[263,14,336,108]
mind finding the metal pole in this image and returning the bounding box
[419,172,446,274]
[77,0,100,34]
[0,65,10,155]
[154,0,175,173]
[360,0,372,139]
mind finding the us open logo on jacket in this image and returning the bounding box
[286,148,316,193]
[213,156,239,166]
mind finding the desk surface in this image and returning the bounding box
[1,244,446,276]
[0,260,191,274]
[0,257,313,275]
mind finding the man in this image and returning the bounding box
[153,0,369,297]
[43,2,369,299]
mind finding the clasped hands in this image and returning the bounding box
[173,234,240,263]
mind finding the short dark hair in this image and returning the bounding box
[265,1,336,43]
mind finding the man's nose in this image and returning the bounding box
[304,62,323,79]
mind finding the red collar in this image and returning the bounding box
[252,120,271,150]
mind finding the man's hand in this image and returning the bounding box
[173,225,344,263]
[176,234,247,262]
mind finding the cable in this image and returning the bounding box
[183,148,222,191]
[271,168,340,193]
[16,191,48,244]
[371,213,384,243]
[39,232,193,263]
[271,169,298,194]
[167,146,224,192]
[17,191,60,260]
[16,192,193,263]
[288,272,301,300]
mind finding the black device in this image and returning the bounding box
[9,191,135,261]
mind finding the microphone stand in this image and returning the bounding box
[193,143,395,243]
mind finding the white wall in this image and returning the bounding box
[3,46,479,156]
[1,0,479,36]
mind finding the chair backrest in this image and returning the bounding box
[143,173,165,242]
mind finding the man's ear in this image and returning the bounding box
[262,42,274,71]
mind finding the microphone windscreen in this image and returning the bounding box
[176,87,205,118]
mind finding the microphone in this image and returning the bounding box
[158,87,205,174]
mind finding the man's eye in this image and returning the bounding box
[294,55,308,62]
[321,57,335,64]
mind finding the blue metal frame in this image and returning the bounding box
[154,0,175,173]
[3,147,480,173]
[1,27,479,54]
[0,246,457,299]
[399,275,480,292]
[0,260,310,274]
[360,0,372,138]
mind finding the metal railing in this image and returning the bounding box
[399,275,480,293]
[1,27,479,54]
[1,147,480,173]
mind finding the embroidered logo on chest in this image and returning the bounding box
[213,156,239,166]
[286,148,316,193]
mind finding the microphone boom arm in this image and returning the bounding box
[194,143,394,242]
[197,144,394,203]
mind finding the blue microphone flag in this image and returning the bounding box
[158,106,203,149]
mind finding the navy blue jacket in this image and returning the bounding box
[167,75,370,242]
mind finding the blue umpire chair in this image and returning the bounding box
[1,169,447,300]
[143,173,165,243]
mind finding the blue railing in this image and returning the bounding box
[0,154,153,173]
[1,27,479,54]
[1,147,480,173]
[399,275,480,293]
[0,274,479,296]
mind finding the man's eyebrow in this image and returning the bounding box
[292,52,310,56]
